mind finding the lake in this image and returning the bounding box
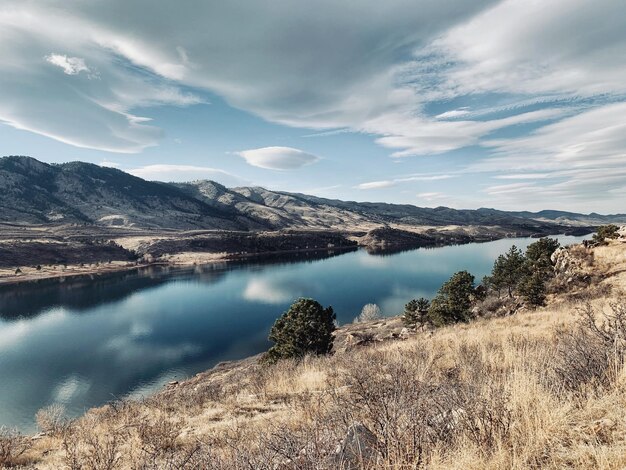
[0,235,588,431]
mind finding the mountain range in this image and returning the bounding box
[1,156,624,231]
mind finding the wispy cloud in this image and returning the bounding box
[356,180,396,190]
[356,173,456,190]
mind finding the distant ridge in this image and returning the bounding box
[1,156,622,230]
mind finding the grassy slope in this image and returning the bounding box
[13,239,626,469]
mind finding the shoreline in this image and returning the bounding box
[0,230,592,287]
[0,245,359,287]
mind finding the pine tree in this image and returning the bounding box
[402,297,430,329]
[264,298,336,363]
[486,245,526,297]
[428,271,476,325]
[519,271,547,306]
[525,238,560,275]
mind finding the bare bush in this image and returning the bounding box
[138,413,185,467]
[551,299,626,393]
[0,427,29,468]
[475,294,518,318]
[62,417,126,470]
[36,403,68,434]
[354,303,382,323]
[326,349,457,466]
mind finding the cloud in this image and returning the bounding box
[436,108,470,120]
[0,3,202,153]
[236,147,320,170]
[430,0,626,98]
[45,54,93,76]
[417,192,444,199]
[0,0,497,153]
[357,173,455,189]
[356,180,396,190]
[129,164,245,185]
[369,108,566,157]
[493,173,553,180]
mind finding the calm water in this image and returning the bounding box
[0,235,588,431]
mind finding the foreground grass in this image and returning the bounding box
[5,240,626,469]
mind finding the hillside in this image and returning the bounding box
[6,235,626,469]
[0,156,247,230]
[1,156,620,232]
[510,210,626,227]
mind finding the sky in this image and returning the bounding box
[1,0,625,213]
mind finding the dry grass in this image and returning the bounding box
[17,239,626,469]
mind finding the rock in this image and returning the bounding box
[168,381,179,386]
[331,423,380,470]
[345,332,377,351]
[399,327,410,339]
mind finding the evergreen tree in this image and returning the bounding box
[486,245,526,297]
[402,297,430,329]
[525,238,560,274]
[428,271,476,325]
[265,298,336,363]
[519,271,547,306]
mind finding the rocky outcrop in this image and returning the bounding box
[551,245,595,289]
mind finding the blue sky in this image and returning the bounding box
[1,0,625,213]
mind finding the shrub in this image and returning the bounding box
[402,298,430,329]
[36,403,68,434]
[475,294,513,318]
[552,299,626,393]
[428,271,476,325]
[265,298,336,363]
[0,427,29,468]
[592,224,620,246]
[355,303,382,323]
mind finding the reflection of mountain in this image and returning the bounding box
[0,248,354,320]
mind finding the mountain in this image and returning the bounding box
[0,156,248,230]
[0,156,620,232]
[507,210,626,226]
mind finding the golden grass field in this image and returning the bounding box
[3,239,626,469]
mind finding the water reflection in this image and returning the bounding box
[0,237,587,431]
[0,248,353,320]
